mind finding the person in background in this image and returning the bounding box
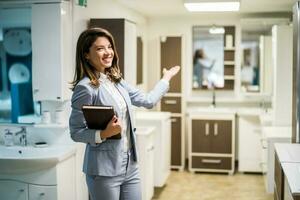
[69,27,180,200]
[193,48,216,88]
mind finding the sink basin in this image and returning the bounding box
[0,145,76,174]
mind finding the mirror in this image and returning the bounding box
[192,26,224,90]
[240,18,289,94]
[0,6,41,124]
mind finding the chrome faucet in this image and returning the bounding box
[15,126,27,146]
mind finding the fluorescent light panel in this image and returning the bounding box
[209,27,225,34]
[184,1,240,12]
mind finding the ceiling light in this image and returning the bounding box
[184,0,240,12]
[209,26,225,34]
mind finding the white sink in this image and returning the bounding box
[0,145,76,174]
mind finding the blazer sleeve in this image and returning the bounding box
[69,84,97,145]
[121,79,169,109]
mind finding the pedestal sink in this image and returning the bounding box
[0,145,76,174]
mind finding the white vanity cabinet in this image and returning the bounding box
[136,111,171,187]
[188,111,235,174]
[136,127,155,200]
[29,185,57,200]
[238,114,262,172]
[0,180,28,200]
[31,1,73,101]
[0,151,76,200]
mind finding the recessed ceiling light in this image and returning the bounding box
[184,0,240,12]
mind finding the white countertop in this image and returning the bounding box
[275,143,300,163]
[135,126,156,136]
[136,111,171,120]
[282,162,300,195]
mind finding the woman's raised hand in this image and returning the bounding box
[162,65,181,82]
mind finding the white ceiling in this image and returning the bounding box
[115,0,298,18]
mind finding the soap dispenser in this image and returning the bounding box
[4,129,14,146]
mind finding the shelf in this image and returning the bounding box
[224,47,235,51]
[224,61,235,65]
[34,123,68,129]
[224,75,235,80]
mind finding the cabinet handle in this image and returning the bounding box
[19,189,25,192]
[205,123,209,136]
[201,159,222,164]
[33,89,39,93]
[214,123,218,136]
[164,100,177,105]
[171,118,177,123]
[40,193,45,196]
[147,145,154,152]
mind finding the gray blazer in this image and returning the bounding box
[69,77,169,176]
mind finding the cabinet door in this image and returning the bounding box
[160,37,181,93]
[32,2,72,101]
[274,153,284,200]
[171,116,182,166]
[0,180,28,200]
[29,185,57,200]
[192,119,213,153]
[211,120,232,154]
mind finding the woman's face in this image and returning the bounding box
[85,36,114,73]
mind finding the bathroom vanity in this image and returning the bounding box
[0,145,76,200]
[187,108,235,174]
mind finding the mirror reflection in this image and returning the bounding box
[240,18,289,94]
[192,26,224,90]
[0,7,40,124]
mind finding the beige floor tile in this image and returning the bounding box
[152,171,273,200]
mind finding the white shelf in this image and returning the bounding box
[224,75,235,80]
[224,47,235,50]
[34,123,68,129]
[224,61,235,65]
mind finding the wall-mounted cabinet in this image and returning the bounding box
[89,18,137,86]
[223,26,236,90]
[31,2,72,101]
[160,36,185,170]
[188,113,235,174]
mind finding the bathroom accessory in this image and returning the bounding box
[14,126,27,146]
[41,110,51,124]
[3,129,14,146]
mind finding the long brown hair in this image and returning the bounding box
[71,28,122,90]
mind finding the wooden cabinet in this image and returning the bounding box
[160,36,185,170]
[89,18,137,86]
[31,2,72,101]
[188,113,235,174]
[223,26,236,90]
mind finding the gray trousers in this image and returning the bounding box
[86,150,142,200]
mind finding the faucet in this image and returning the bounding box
[211,86,216,108]
[15,126,27,146]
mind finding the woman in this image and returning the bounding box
[69,27,180,200]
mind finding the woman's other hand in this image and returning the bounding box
[162,65,181,82]
[100,115,122,139]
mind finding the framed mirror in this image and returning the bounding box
[192,26,224,90]
[0,6,41,124]
[240,18,289,94]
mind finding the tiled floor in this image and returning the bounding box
[153,170,273,200]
